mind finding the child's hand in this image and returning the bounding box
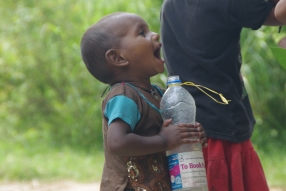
[158,119,207,150]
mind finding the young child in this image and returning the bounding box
[80,12,207,191]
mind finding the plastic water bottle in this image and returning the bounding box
[160,76,208,191]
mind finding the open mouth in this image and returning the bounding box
[154,44,164,61]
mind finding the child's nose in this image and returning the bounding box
[152,32,160,41]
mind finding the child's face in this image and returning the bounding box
[115,13,165,78]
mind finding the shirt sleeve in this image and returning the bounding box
[104,95,141,131]
[229,0,273,29]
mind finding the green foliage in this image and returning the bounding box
[0,0,164,182]
[0,140,104,182]
[257,149,286,188]
[0,0,163,151]
[270,47,286,69]
[240,27,286,151]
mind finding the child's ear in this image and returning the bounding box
[106,49,128,67]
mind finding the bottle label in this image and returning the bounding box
[167,151,207,190]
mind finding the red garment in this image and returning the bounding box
[202,138,269,191]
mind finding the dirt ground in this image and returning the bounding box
[0,181,100,191]
[0,181,285,191]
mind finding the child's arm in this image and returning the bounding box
[107,119,204,156]
[275,0,286,24]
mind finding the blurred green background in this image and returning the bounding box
[0,0,285,188]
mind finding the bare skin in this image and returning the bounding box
[275,0,286,24]
[264,0,286,25]
[279,37,286,48]
[107,118,207,156]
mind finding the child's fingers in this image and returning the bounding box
[201,137,208,148]
[183,127,199,132]
[181,137,200,144]
[195,123,205,132]
[194,122,201,128]
[179,125,201,133]
[180,131,200,139]
[177,123,195,127]
[198,130,206,138]
[162,119,172,127]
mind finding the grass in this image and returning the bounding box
[0,139,285,189]
[257,149,286,188]
[0,140,104,183]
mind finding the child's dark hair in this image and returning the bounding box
[80,13,122,84]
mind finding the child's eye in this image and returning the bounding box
[139,30,145,37]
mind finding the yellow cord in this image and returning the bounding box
[181,82,231,105]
